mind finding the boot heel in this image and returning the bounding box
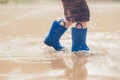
[44,41,51,47]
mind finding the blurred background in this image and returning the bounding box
[0,0,120,4]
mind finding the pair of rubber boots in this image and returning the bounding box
[44,20,89,52]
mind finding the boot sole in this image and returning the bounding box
[44,41,52,47]
[44,40,67,51]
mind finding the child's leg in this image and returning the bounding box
[76,22,87,29]
[60,20,73,28]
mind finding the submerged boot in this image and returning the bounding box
[44,20,67,51]
[71,24,89,52]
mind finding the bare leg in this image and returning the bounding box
[76,22,88,28]
[60,20,73,28]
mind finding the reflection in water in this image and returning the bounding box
[51,54,88,80]
[0,53,88,80]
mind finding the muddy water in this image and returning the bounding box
[0,2,120,80]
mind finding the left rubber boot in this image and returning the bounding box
[44,20,67,51]
[71,27,90,52]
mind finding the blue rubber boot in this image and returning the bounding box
[44,20,67,51]
[72,24,89,52]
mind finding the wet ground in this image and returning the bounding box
[0,2,120,80]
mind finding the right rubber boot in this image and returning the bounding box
[71,23,90,52]
[44,20,67,51]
